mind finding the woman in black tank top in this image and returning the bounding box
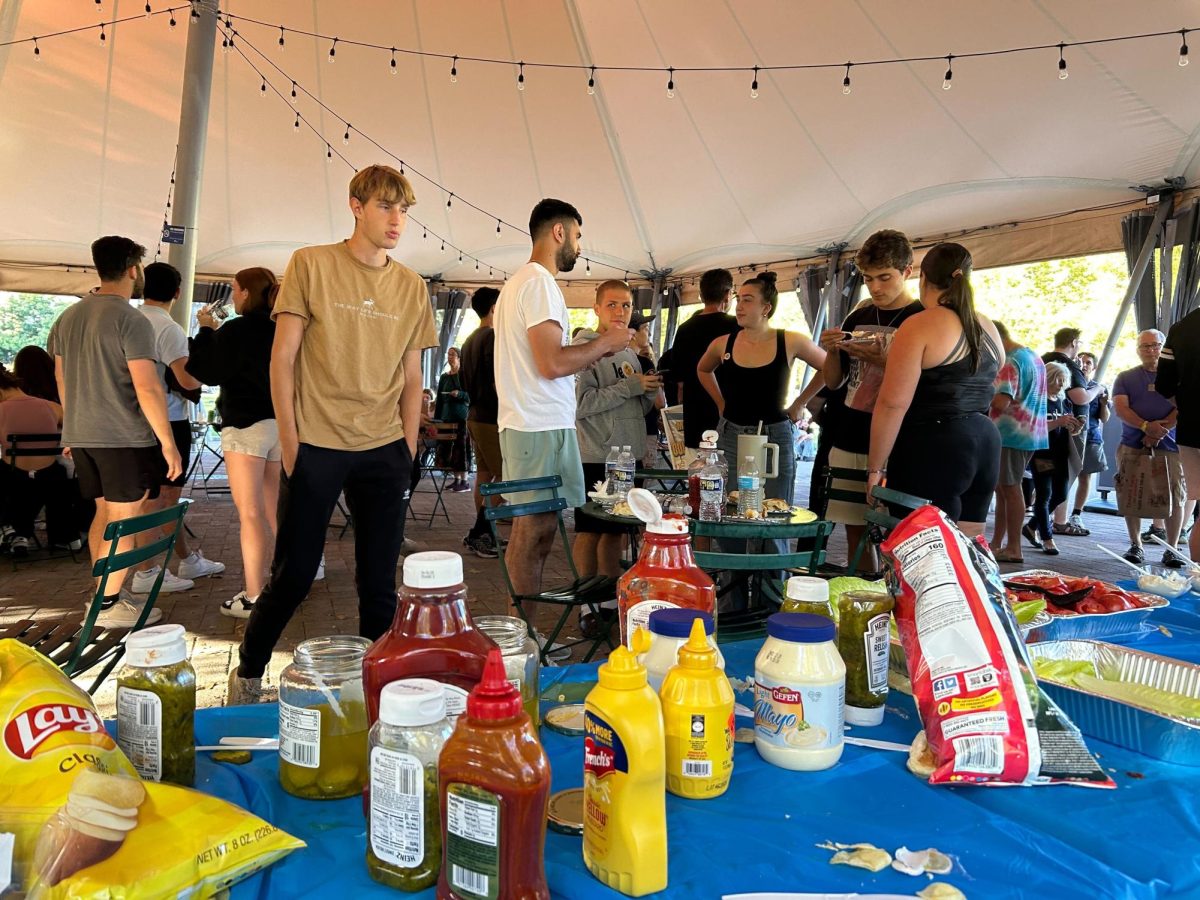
[867,243,1003,536]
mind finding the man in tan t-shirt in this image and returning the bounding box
[231,165,438,704]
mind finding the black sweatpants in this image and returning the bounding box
[0,459,75,543]
[238,439,413,678]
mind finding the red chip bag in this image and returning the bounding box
[882,505,1113,788]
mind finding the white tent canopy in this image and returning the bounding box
[1,0,1198,297]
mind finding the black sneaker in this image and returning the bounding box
[463,533,498,559]
[1123,544,1145,565]
[1162,549,1188,569]
[1142,525,1167,542]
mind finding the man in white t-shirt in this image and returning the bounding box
[494,199,632,627]
[135,262,225,591]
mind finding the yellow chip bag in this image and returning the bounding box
[0,639,304,897]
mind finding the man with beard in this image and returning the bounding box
[494,199,632,656]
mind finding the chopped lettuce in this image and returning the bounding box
[1011,597,1047,626]
[1033,658,1095,683]
[1034,658,1200,719]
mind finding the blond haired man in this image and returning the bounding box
[231,165,438,703]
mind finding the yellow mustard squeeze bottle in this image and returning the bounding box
[660,617,734,799]
[582,646,667,897]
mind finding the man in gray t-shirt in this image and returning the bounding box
[48,236,181,625]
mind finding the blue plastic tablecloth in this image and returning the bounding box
[173,599,1200,900]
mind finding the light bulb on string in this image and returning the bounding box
[100,23,107,43]
[842,62,852,95]
[390,48,397,75]
[666,67,675,98]
[496,220,502,238]
[1181,30,1190,67]
[942,55,953,90]
[450,55,458,83]
[1058,43,1068,80]
[440,240,445,253]
[343,123,351,145]
[399,161,405,174]
[260,79,267,98]
[750,65,759,99]
[459,252,464,263]
[517,61,525,91]
[278,27,285,48]
[293,113,300,132]
[32,37,40,61]
[446,194,453,210]
[290,81,297,103]
[326,144,333,162]
[475,260,480,271]
[423,226,428,240]
[586,259,591,275]
[168,10,175,27]
[587,66,595,95]
[190,3,199,20]
[145,2,152,18]
[328,37,337,63]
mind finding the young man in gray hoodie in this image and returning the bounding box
[572,280,662,580]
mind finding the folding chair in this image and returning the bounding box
[0,502,189,694]
[481,475,618,665]
[5,432,79,566]
[693,520,835,642]
[410,423,456,526]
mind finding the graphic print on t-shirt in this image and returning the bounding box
[844,325,898,413]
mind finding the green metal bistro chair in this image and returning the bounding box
[865,484,930,535]
[694,519,835,642]
[481,475,618,666]
[0,501,189,694]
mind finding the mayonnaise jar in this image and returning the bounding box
[753,613,845,771]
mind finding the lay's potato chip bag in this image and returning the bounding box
[0,639,304,897]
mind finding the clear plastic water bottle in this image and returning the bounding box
[698,448,724,523]
[737,455,762,518]
[605,445,621,494]
[613,445,636,498]
[716,449,730,501]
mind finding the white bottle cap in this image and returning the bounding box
[785,576,830,605]
[403,551,464,589]
[125,624,187,667]
[379,678,449,727]
[700,429,719,445]
[626,488,690,535]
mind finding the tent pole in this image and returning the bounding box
[1095,196,1174,383]
[801,252,841,388]
[166,0,218,330]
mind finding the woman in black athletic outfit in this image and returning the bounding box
[867,243,1003,536]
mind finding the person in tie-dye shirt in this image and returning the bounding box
[989,321,1049,562]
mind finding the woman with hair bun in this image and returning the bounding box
[698,272,826,579]
[866,243,1003,536]
[187,266,286,618]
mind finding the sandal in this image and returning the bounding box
[995,553,1024,564]
[1053,522,1090,537]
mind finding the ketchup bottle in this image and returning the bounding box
[438,649,551,900]
[617,489,717,650]
[363,552,496,728]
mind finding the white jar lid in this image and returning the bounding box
[126,624,187,667]
[403,551,463,588]
[786,576,830,604]
[379,678,449,727]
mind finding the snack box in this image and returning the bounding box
[1007,569,1168,643]
[1029,639,1200,766]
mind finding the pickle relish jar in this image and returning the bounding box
[116,624,196,786]
[278,635,372,800]
[475,615,541,727]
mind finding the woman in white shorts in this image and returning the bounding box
[187,268,287,617]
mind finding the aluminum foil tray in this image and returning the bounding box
[1029,639,1200,766]
[1006,569,1168,642]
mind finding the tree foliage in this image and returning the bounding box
[0,293,76,366]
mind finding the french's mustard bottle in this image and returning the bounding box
[582,647,667,897]
[660,617,734,798]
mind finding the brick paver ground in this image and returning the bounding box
[0,455,1146,716]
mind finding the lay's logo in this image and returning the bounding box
[4,703,110,760]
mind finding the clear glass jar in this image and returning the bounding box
[475,615,540,726]
[116,624,196,786]
[367,679,455,891]
[278,635,372,800]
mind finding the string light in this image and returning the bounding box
[99,23,107,43]
[32,37,39,60]
[587,65,595,95]
[168,10,175,27]
[290,81,297,102]
[440,240,445,252]
[326,143,333,161]
[450,55,458,83]
[475,260,480,271]
[343,122,351,145]
[278,26,285,48]
[842,62,852,94]
[328,37,337,63]
[750,65,759,99]
[1181,30,1190,66]
[517,61,525,91]
[1058,43,1068,80]
[390,47,397,75]
[144,2,152,18]
[423,226,427,239]
[666,67,675,98]
[458,252,463,263]
[586,259,591,275]
[293,112,300,132]
[446,193,453,209]
[260,78,267,97]
[942,54,953,90]
[190,3,198,20]
[496,220,502,237]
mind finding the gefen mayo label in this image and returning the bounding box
[753,675,844,750]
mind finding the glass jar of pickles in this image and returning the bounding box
[475,615,540,726]
[278,635,372,800]
[116,624,196,786]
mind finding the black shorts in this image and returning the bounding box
[159,420,193,488]
[72,446,165,503]
[888,412,1000,524]
[575,461,633,535]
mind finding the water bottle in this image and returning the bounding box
[698,450,724,523]
[613,445,636,498]
[605,446,621,494]
[716,450,730,500]
[737,455,762,518]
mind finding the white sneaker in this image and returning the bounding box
[178,550,225,580]
[221,591,256,619]
[90,594,162,629]
[227,669,274,706]
[131,566,195,594]
[314,554,326,582]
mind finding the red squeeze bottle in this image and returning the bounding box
[438,649,551,900]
